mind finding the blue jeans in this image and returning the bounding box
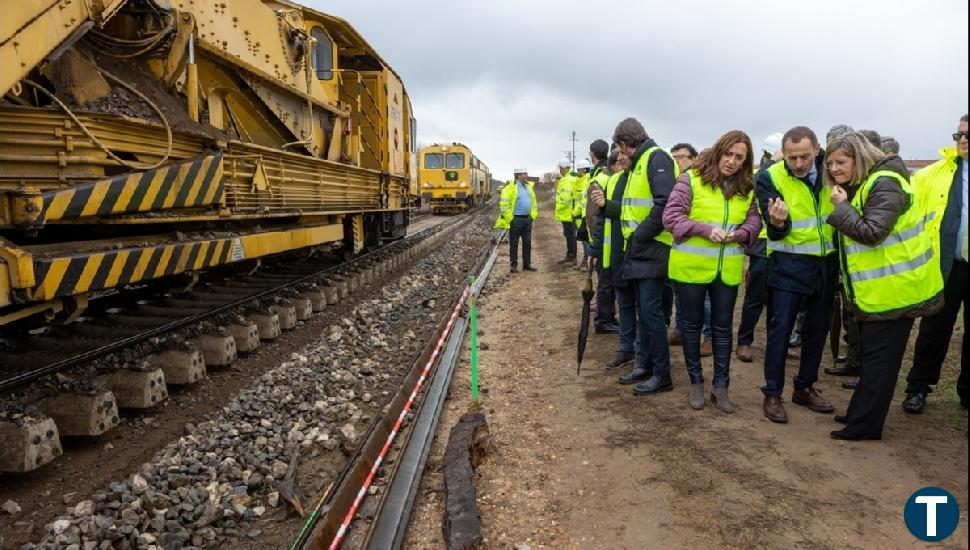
[636,277,671,380]
[677,280,738,387]
[762,287,834,396]
[675,289,712,340]
[614,280,637,355]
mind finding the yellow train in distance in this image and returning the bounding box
[418,144,491,213]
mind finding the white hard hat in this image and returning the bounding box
[762,133,783,155]
[557,159,572,169]
[576,159,592,171]
[513,167,528,174]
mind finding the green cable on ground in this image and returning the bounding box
[469,276,479,401]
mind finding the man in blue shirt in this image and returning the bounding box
[500,167,537,272]
[904,114,969,412]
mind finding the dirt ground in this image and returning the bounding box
[405,195,968,550]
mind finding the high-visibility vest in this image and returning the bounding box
[602,171,623,269]
[555,173,576,222]
[840,170,943,314]
[668,170,754,286]
[911,147,958,261]
[572,172,591,225]
[494,180,537,229]
[764,161,835,256]
[620,147,677,248]
[580,171,610,227]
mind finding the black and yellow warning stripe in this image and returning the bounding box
[25,223,344,301]
[29,238,237,301]
[39,153,225,223]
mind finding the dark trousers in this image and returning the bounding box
[662,280,674,327]
[762,286,834,396]
[561,221,577,259]
[844,317,915,437]
[615,280,637,355]
[907,260,968,400]
[678,280,739,388]
[595,265,617,327]
[737,255,768,346]
[635,277,671,379]
[844,315,861,369]
[508,216,532,268]
[673,289,712,340]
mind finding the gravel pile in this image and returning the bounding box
[23,218,492,550]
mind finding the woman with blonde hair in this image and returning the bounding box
[663,130,763,412]
[825,132,944,440]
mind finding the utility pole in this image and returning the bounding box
[569,130,578,169]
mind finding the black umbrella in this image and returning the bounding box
[577,262,595,374]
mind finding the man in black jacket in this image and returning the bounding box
[588,140,619,334]
[903,114,969,412]
[755,126,837,423]
[592,118,677,395]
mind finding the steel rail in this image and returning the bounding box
[0,215,470,393]
[291,227,504,550]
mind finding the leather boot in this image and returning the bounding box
[735,345,753,363]
[700,339,713,357]
[667,330,683,346]
[763,396,788,423]
[841,377,858,390]
[711,387,734,413]
[604,352,634,370]
[619,367,651,385]
[792,387,834,413]
[688,384,705,410]
[633,375,672,395]
[824,365,859,376]
[902,392,926,414]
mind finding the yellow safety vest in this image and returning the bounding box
[602,171,623,269]
[572,172,592,227]
[620,147,677,249]
[669,170,754,286]
[495,180,537,230]
[840,170,943,314]
[555,173,577,222]
[912,147,958,261]
[765,161,835,256]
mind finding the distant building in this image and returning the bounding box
[905,159,936,172]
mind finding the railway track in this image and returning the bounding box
[1,206,501,549]
[0,215,462,395]
[292,227,505,550]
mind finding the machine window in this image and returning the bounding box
[424,153,444,169]
[445,153,465,169]
[311,28,334,80]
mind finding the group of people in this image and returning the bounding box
[495,114,968,442]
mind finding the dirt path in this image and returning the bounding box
[405,194,968,549]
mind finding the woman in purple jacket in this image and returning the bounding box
[663,131,763,412]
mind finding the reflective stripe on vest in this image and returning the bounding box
[840,170,943,314]
[667,169,754,286]
[620,146,677,248]
[765,161,835,257]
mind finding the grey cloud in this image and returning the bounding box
[307,0,968,178]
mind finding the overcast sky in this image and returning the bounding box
[306,0,968,179]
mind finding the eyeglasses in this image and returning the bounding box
[953,132,968,140]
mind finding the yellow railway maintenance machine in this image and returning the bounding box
[418,143,490,213]
[0,0,419,326]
